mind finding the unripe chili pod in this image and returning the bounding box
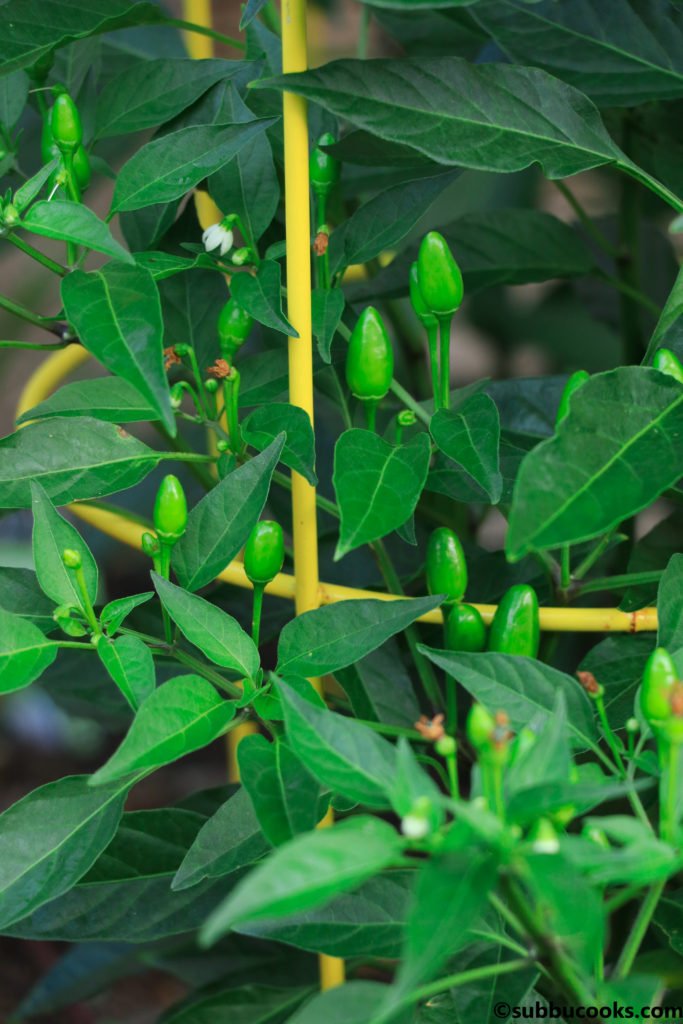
[466,702,495,750]
[653,347,683,384]
[72,145,91,190]
[640,646,678,727]
[345,306,393,401]
[426,527,467,605]
[309,132,340,199]
[244,520,285,586]
[409,261,437,329]
[153,475,188,544]
[50,92,82,153]
[416,231,464,317]
[218,298,253,360]
[445,602,486,652]
[488,584,540,658]
[556,369,589,426]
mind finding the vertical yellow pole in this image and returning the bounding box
[282,0,345,991]
[182,0,256,781]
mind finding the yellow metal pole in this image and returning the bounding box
[281,0,346,991]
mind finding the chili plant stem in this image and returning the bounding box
[612,879,666,980]
[579,570,663,595]
[252,583,264,647]
[0,292,60,330]
[553,180,619,259]
[7,233,68,275]
[164,17,246,51]
[438,316,451,409]
[408,957,532,1006]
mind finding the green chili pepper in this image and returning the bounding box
[409,261,437,329]
[426,527,467,605]
[346,306,394,425]
[416,232,463,317]
[653,347,683,384]
[71,145,91,190]
[309,132,340,200]
[488,584,540,658]
[466,702,495,751]
[556,369,589,426]
[50,92,82,153]
[445,602,486,652]
[218,298,253,360]
[153,475,188,544]
[244,520,285,586]
[640,646,678,728]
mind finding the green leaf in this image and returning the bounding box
[328,170,459,277]
[579,634,654,730]
[0,0,163,75]
[200,816,404,945]
[207,84,280,243]
[6,808,232,943]
[644,265,683,363]
[286,982,396,1024]
[312,287,345,363]
[112,119,277,213]
[277,679,397,809]
[471,0,683,108]
[238,734,322,847]
[16,377,158,426]
[240,870,413,958]
[95,58,250,138]
[256,57,630,179]
[277,595,441,678]
[13,158,60,212]
[0,773,135,929]
[96,634,155,711]
[160,266,228,369]
[335,639,421,728]
[333,430,431,558]
[0,68,28,127]
[173,786,270,891]
[429,393,502,504]
[21,201,134,264]
[163,985,311,1024]
[153,575,259,680]
[657,554,683,674]
[90,675,236,785]
[61,264,174,435]
[419,648,597,748]
[0,418,163,509]
[349,209,595,302]
[230,260,297,337]
[0,567,56,633]
[506,368,683,560]
[30,481,98,610]
[0,607,57,693]
[100,591,154,637]
[173,435,284,592]
[242,402,316,485]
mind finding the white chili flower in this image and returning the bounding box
[401,814,430,840]
[202,222,234,256]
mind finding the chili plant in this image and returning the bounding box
[0,1,682,1022]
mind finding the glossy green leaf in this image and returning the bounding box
[208,85,280,243]
[333,430,431,558]
[419,648,597,747]
[153,575,259,680]
[230,260,297,337]
[0,0,163,75]
[173,786,270,892]
[287,982,395,1024]
[61,264,174,435]
[506,368,683,560]
[112,119,276,213]
[200,816,404,945]
[95,58,249,138]
[312,287,345,363]
[16,377,157,426]
[0,567,56,634]
[21,201,133,263]
[657,554,683,674]
[242,402,316,485]
[163,985,311,1024]
[0,773,135,929]
[173,435,284,591]
[0,418,165,509]
[277,595,441,678]
[328,170,459,276]
[13,158,60,212]
[257,57,632,180]
[238,734,322,847]
[0,607,57,693]
[277,679,397,808]
[90,675,236,785]
[30,481,98,610]
[335,639,421,728]
[429,393,502,504]
[96,634,155,711]
[579,634,655,730]
[100,592,154,636]
[7,808,232,942]
[472,0,683,107]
